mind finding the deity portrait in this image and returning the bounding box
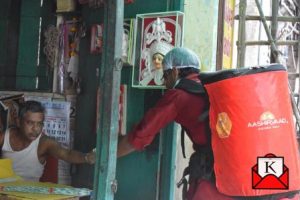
[140,40,174,86]
[138,17,182,87]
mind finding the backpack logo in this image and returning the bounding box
[248,111,288,131]
[216,112,232,138]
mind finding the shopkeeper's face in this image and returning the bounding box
[152,53,164,70]
[19,111,44,141]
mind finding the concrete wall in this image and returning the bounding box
[183,0,219,72]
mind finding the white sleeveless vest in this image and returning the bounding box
[2,129,45,182]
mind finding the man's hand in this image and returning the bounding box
[41,136,96,165]
[85,149,96,164]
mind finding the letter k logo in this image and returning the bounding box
[264,161,276,174]
[252,153,289,189]
[258,157,283,177]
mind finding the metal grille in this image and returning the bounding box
[236,0,300,135]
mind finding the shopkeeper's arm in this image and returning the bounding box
[39,135,95,164]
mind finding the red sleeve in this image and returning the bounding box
[128,90,179,150]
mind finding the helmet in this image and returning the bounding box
[162,47,200,71]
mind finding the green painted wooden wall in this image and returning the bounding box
[17,0,55,90]
[0,0,21,89]
[16,0,40,90]
[0,0,55,91]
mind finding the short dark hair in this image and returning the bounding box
[19,100,45,119]
[178,67,200,78]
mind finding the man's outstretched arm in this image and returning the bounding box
[41,136,95,164]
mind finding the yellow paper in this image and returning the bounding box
[0,159,15,178]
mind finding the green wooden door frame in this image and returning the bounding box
[15,0,55,91]
[93,0,124,199]
[158,123,177,200]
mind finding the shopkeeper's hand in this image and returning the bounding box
[85,148,96,164]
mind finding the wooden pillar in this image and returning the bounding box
[93,0,124,199]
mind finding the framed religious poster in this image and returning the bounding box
[122,19,136,66]
[132,11,184,89]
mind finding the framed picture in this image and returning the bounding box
[132,11,184,89]
[122,19,136,66]
[90,24,103,54]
